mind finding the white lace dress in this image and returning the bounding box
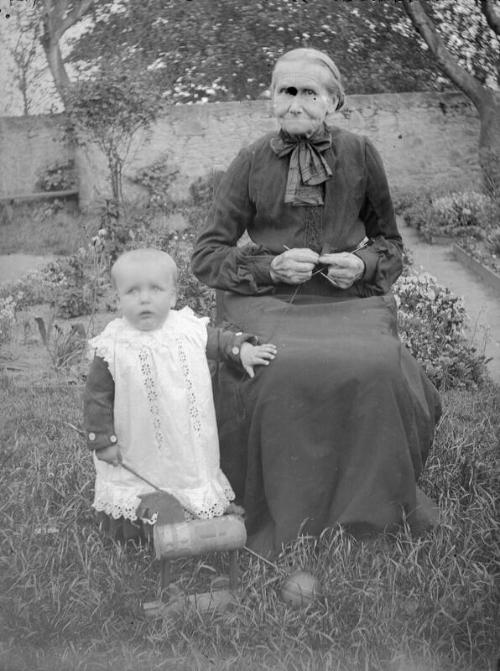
[88,307,235,521]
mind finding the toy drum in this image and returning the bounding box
[153,514,247,559]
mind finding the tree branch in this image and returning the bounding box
[59,0,95,36]
[481,0,500,34]
[39,0,95,105]
[402,0,487,110]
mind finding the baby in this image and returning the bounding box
[83,248,276,535]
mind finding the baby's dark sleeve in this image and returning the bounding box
[205,325,259,364]
[83,354,118,451]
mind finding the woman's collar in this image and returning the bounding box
[278,124,331,144]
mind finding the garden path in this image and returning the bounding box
[399,216,500,385]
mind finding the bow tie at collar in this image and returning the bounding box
[270,128,333,206]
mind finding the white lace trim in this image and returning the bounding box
[137,347,165,450]
[93,479,235,522]
[93,492,143,522]
[175,335,202,436]
[88,309,209,373]
[181,482,235,520]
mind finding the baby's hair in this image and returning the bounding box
[110,248,178,289]
[272,48,345,112]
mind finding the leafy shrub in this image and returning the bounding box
[66,66,163,204]
[42,254,97,318]
[132,157,179,212]
[400,191,497,242]
[37,160,77,192]
[392,189,431,216]
[82,204,215,320]
[399,193,434,232]
[0,246,108,320]
[164,228,216,321]
[426,191,496,239]
[394,271,489,390]
[486,228,500,256]
[189,171,226,208]
[0,296,16,346]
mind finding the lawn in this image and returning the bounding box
[0,373,498,671]
[0,198,498,670]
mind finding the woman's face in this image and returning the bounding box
[272,61,336,137]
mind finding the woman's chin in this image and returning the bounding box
[279,121,321,137]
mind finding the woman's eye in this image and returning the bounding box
[305,89,316,96]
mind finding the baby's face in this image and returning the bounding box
[114,261,176,331]
[272,61,335,137]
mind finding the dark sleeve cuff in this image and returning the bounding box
[242,254,275,285]
[83,355,117,451]
[88,432,118,452]
[206,326,259,363]
[354,248,378,284]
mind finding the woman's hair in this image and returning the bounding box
[271,48,345,112]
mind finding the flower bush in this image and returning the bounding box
[0,295,17,346]
[164,228,216,320]
[401,190,497,242]
[39,252,102,319]
[399,193,434,232]
[133,158,179,212]
[37,160,77,192]
[189,171,226,208]
[426,191,496,239]
[394,270,488,389]
[0,244,108,320]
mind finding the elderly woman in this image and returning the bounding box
[192,48,441,555]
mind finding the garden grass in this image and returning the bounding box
[0,374,498,671]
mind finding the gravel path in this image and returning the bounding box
[399,217,500,385]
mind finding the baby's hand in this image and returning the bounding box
[95,443,122,466]
[240,342,277,378]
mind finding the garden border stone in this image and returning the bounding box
[0,189,79,204]
[452,243,500,294]
[427,234,454,246]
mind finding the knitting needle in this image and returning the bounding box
[283,239,369,284]
[282,244,334,283]
[316,238,370,284]
[283,238,369,255]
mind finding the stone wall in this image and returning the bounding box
[0,115,71,197]
[0,91,482,209]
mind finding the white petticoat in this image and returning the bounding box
[88,307,235,521]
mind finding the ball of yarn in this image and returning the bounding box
[280,570,322,607]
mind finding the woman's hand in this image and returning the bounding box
[270,248,319,284]
[240,342,277,378]
[317,252,365,289]
[95,443,122,466]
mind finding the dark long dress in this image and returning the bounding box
[192,126,442,555]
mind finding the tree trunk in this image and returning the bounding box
[108,152,124,207]
[478,91,500,199]
[402,0,500,197]
[40,34,71,105]
[39,0,95,108]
